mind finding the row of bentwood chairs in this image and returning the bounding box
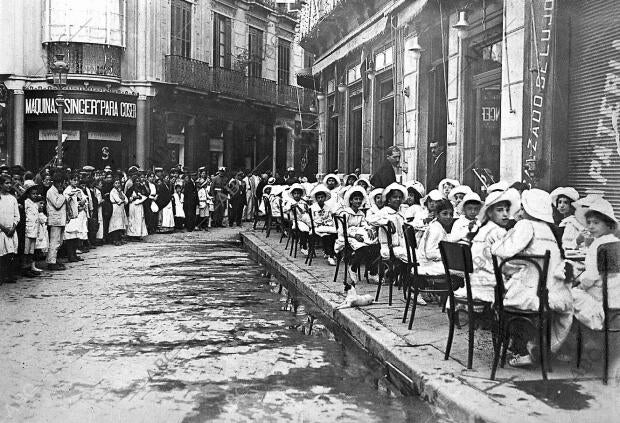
[374,223,620,383]
[253,201,620,383]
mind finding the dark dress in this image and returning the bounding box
[183,179,199,231]
[370,159,396,189]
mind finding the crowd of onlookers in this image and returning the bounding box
[0,162,284,284]
[256,163,619,370]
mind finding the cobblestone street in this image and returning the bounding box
[0,229,438,423]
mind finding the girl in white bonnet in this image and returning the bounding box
[491,189,573,368]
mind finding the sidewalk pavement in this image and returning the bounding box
[242,229,620,423]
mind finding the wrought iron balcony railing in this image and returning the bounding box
[47,43,122,78]
[165,55,316,112]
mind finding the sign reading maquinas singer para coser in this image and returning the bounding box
[24,90,137,125]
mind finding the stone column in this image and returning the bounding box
[12,89,24,166]
[135,95,147,168]
[272,126,277,175]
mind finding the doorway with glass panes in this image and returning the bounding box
[465,35,502,189]
[347,83,363,173]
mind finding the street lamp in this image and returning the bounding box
[50,54,69,166]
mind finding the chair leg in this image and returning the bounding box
[546,317,553,373]
[333,255,341,283]
[467,311,475,369]
[408,288,420,330]
[374,272,383,302]
[294,236,298,258]
[604,325,609,385]
[576,323,582,368]
[388,267,393,306]
[539,318,548,381]
[490,317,503,380]
[402,285,412,323]
[500,321,510,368]
[445,308,456,361]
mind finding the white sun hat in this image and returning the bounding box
[423,189,443,204]
[367,188,384,208]
[521,188,554,224]
[448,185,473,202]
[381,182,408,203]
[477,188,521,222]
[575,197,618,226]
[550,187,580,205]
[438,178,460,192]
[322,173,341,187]
[456,192,483,214]
[404,180,425,196]
[310,184,332,202]
[343,186,368,206]
[486,180,510,194]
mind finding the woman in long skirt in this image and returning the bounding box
[108,179,128,246]
[126,182,148,239]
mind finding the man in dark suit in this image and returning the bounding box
[370,146,401,189]
[428,141,446,191]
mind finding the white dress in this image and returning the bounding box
[302,203,337,236]
[334,207,376,254]
[64,187,87,240]
[127,193,148,237]
[371,206,408,262]
[108,189,128,233]
[491,219,573,353]
[453,221,506,303]
[572,233,620,330]
[160,200,175,230]
[416,220,448,275]
[0,193,19,256]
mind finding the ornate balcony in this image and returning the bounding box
[46,43,122,80]
[165,55,316,112]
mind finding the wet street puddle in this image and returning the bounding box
[0,235,448,422]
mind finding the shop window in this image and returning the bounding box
[248,27,263,78]
[214,13,231,68]
[375,76,394,170]
[327,95,338,172]
[277,39,291,85]
[375,45,393,71]
[347,93,362,172]
[327,78,336,93]
[469,38,502,75]
[347,64,361,84]
[303,51,315,69]
[171,0,192,58]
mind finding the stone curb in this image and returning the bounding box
[240,231,558,423]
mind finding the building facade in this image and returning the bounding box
[0,0,318,176]
[297,0,620,210]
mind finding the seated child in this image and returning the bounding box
[449,192,482,242]
[416,199,454,276]
[302,185,337,265]
[571,198,620,330]
[283,183,310,255]
[448,185,473,216]
[365,188,385,226]
[334,186,379,290]
[491,189,573,368]
[550,187,586,250]
[439,178,460,200]
[452,189,518,303]
[402,181,425,224]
